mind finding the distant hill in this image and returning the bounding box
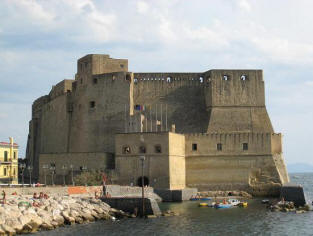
[287,163,313,173]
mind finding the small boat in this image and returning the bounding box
[199,202,209,207]
[228,199,240,206]
[239,202,248,207]
[200,197,212,201]
[190,198,200,201]
[261,199,269,204]
[215,203,232,209]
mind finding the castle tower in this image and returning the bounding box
[204,70,274,133]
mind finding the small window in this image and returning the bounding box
[90,101,95,108]
[241,75,248,81]
[217,143,222,151]
[126,74,131,81]
[93,78,98,84]
[192,143,197,151]
[243,143,248,150]
[139,146,146,154]
[199,77,204,83]
[167,77,172,83]
[13,152,16,159]
[222,75,229,81]
[155,145,162,153]
[13,168,16,176]
[4,151,8,162]
[134,78,138,83]
[67,90,71,93]
[123,146,131,154]
[50,163,56,168]
[120,64,124,68]
[4,168,6,176]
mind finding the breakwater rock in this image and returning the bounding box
[0,195,127,234]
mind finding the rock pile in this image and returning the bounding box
[268,201,310,213]
[0,195,129,234]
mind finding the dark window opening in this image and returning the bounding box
[223,75,229,81]
[155,145,162,153]
[90,101,96,108]
[126,74,131,81]
[137,176,149,187]
[123,146,131,154]
[243,143,248,150]
[67,90,71,93]
[139,146,146,154]
[192,143,197,151]
[13,152,16,159]
[4,168,6,176]
[4,151,8,162]
[217,143,222,151]
[120,64,124,68]
[93,78,98,84]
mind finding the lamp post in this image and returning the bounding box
[27,166,33,185]
[19,163,26,187]
[42,164,49,186]
[139,155,145,217]
[50,166,56,186]
[70,164,74,186]
[62,165,67,186]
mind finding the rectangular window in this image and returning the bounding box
[243,143,248,150]
[4,151,8,161]
[155,145,162,153]
[4,168,6,176]
[217,143,222,151]
[13,152,16,159]
[192,143,197,151]
[90,101,96,108]
[93,78,98,84]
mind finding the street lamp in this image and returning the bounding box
[27,166,33,185]
[70,164,75,186]
[42,164,49,186]
[50,166,56,186]
[19,163,26,187]
[62,165,67,186]
[139,155,145,217]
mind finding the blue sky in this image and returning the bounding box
[0,0,312,166]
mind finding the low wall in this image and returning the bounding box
[102,198,161,216]
[280,183,306,207]
[154,188,198,202]
[0,185,154,198]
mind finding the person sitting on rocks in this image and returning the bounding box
[44,193,49,199]
[39,192,44,199]
[1,190,6,204]
[33,193,38,199]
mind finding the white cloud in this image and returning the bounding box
[238,0,251,12]
[136,1,149,14]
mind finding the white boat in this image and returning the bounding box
[228,199,240,206]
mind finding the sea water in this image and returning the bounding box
[38,173,313,236]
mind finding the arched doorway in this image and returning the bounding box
[137,176,149,187]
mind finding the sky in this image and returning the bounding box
[0,0,312,167]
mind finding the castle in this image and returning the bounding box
[26,54,289,196]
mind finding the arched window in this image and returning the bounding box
[199,77,204,83]
[123,146,131,154]
[222,75,229,81]
[166,77,172,83]
[241,75,248,81]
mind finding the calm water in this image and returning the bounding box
[39,173,313,236]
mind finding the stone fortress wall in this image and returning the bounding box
[25,54,289,196]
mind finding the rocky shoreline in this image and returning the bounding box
[0,194,130,235]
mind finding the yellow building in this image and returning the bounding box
[0,137,18,184]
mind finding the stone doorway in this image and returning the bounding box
[137,176,149,187]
